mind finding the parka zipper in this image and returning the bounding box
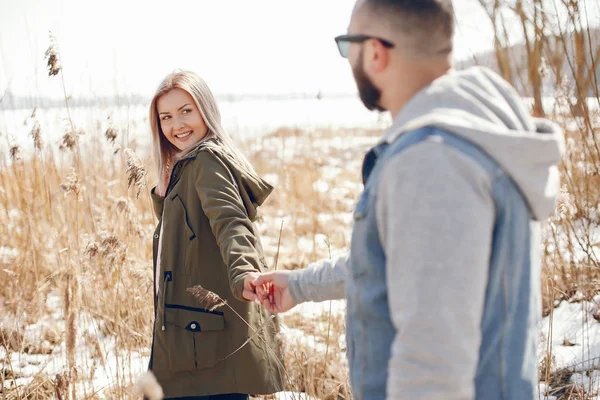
[156,160,181,333]
[164,161,182,198]
[158,160,178,333]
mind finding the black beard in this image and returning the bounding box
[352,49,385,112]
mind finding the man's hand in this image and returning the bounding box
[252,271,297,313]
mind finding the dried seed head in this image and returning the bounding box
[60,132,77,150]
[59,128,84,151]
[129,261,152,284]
[116,199,128,213]
[556,185,577,219]
[84,233,126,267]
[124,148,148,198]
[100,235,122,254]
[44,32,61,77]
[136,371,164,400]
[9,143,21,161]
[60,168,80,197]
[115,197,131,214]
[105,127,118,144]
[187,285,227,311]
[30,121,43,151]
[84,241,99,258]
[102,233,125,266]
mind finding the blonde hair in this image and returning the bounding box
[149,71,259,194]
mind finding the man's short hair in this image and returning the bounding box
[361,0,454,58]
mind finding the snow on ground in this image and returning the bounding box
[0,294,346,398]
[1,291,149,398]
[280,300,347,355]
[281,296,600,398]
[288,300,346,319]
[272,391,319,400]
[540,296,600,372]
[0,247,19,265]
[4,252,600,397]
[539,296,600,397]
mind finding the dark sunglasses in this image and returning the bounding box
[334,34,395,58]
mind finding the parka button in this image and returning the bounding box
[153,234,159,239]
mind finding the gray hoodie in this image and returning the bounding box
[287,66,564,397]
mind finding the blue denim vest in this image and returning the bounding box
[346,127,540,400]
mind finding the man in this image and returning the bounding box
[251,0,564,398]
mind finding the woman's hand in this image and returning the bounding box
[242,271,261,302]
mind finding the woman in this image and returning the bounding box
[148,71,285,399]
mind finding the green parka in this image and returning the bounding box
[149,139,285,398]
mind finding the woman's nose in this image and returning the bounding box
[173,116,185,131]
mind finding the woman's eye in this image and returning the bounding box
[182,109,192,115]
[162,115,171,121]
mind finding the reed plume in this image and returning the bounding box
[124,148,148,198]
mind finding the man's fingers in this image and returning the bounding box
[256,284,268,299]
[262,298,277,313]
[252,273,274,287]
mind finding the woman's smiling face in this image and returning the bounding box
[157,88,209,151]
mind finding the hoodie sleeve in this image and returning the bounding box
[376,140,494,400]
[287,252,348,304]
[194,150,264,301]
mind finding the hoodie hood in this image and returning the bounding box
[189,139,273,222]
[382,66,565,220]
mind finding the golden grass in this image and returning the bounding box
[0,105,598,399]
[3,18,599,397]
[0,125,378,399]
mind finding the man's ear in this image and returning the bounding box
[364,39,390,74]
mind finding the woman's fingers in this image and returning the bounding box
[242,288,257,302]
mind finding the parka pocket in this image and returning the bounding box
[171,194,196,240]
[157,305,225,372]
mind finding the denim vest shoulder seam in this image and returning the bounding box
[371,127,505,195]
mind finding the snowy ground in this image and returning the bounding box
[4,291,600,398]
[0,291,149,398]
[0,290,345,398]
[538,297,600,399]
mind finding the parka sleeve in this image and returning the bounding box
[194,150,264,301]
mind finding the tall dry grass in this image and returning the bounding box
[2,6,600,397]
[476,1,600,397]
[0,113,378,398]
[0,135,157,398]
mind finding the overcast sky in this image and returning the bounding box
[1,0,598,99]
